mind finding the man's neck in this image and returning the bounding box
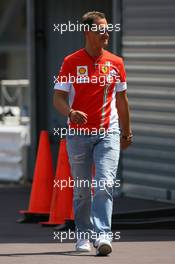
[84,44,104,58]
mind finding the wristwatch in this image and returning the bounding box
[122,133,133,141]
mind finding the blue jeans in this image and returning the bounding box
[66,131,120,242]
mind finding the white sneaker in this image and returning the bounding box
[94,239,112,256]
[75,239,91,252]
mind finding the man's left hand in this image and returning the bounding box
[120,134,133,150]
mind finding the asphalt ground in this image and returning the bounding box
[0,186,175,263]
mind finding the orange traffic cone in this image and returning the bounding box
[17,131,54,223]
[41,138,74,227]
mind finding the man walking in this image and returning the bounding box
[53,11,132,256]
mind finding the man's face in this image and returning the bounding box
[85,18,109,49]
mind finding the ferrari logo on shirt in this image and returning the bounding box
[101,66,108,74]
[77,66,88,76]
[99,61,112,74]
[99,64,110,74]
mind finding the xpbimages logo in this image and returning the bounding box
[53,21,120,35]
[54,178,121,191]
[53,230,121,243]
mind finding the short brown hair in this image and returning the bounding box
[82,11,106,29]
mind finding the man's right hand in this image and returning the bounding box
[69,110,88,124]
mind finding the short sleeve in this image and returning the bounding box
[54,58,71,92]
[115,58,127,92]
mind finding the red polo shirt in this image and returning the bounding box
[54,48,127,131]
